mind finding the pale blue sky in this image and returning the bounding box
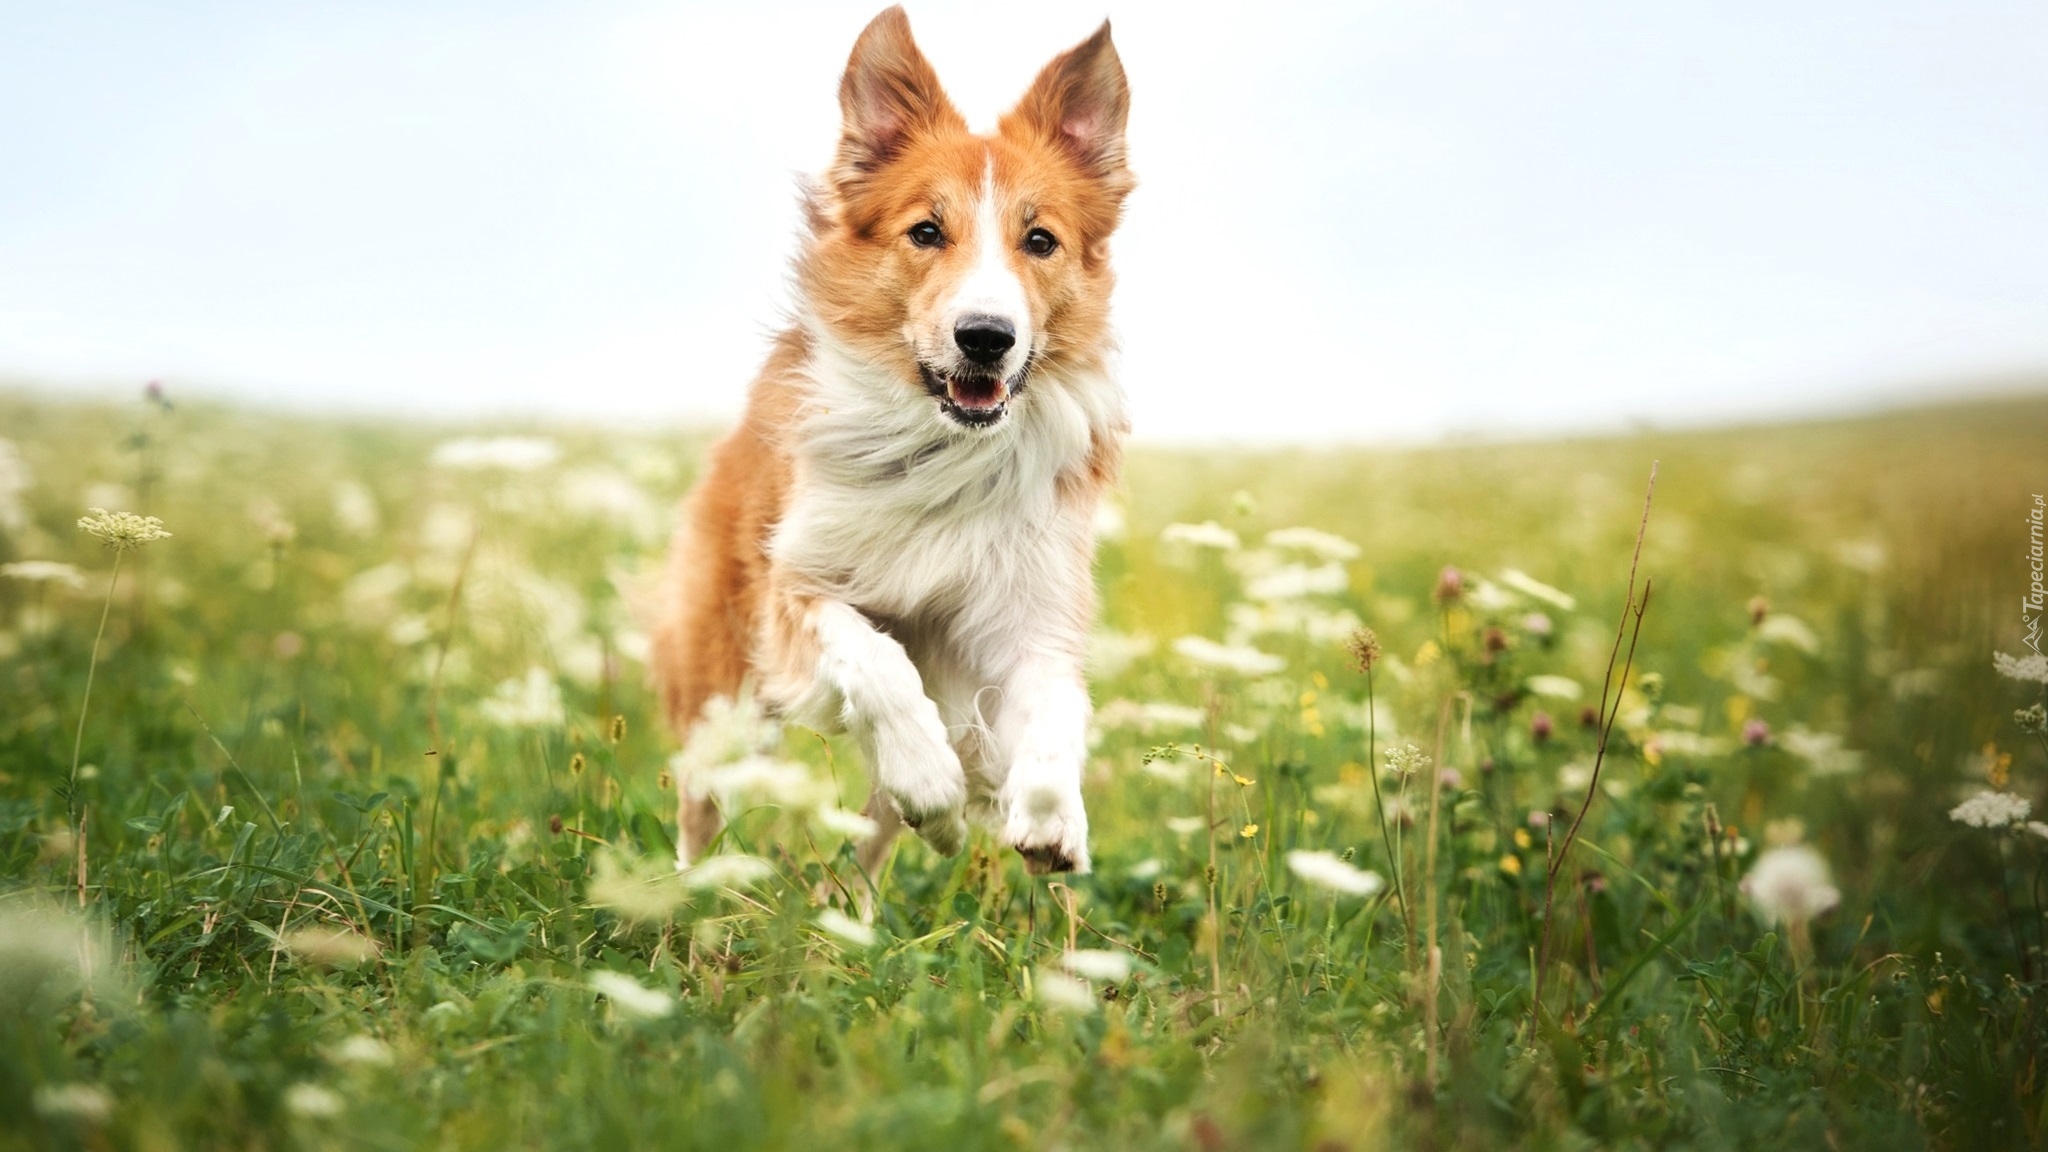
[2,0,2044,442]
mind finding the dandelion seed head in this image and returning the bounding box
[1740,846,1841,926]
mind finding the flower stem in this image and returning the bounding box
[68,549,122,905]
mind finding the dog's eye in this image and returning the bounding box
[907,221,945,248]
[1024,228,1058,257]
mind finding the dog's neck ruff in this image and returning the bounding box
[769,325,1124,622]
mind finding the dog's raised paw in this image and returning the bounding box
[999,778,1090,874]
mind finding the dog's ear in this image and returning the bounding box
[835,7,964,175]
[1005,22,1130,181]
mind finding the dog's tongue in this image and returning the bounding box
[948,376,1007,410]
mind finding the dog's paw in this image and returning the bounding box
[999,768,1090,875]
[875,716,969,857]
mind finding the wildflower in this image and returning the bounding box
[1239,823,1259,839]
[32,1083,113,1123]
[569,753,586,776]
[1579,705,1600,728]
[429,436,559,471]
[609,714,628,743]
[1159,521,1240,551]
[1284,850,1384,896]
[1432,566,1464,605]
[2018,703,2048,734]
[814,806,880,841]
[1994,652,2048,684]
[1781,728,1865,776]
[1527,675,1581,701]
[1346,628,1382,674]
[1265,527,1360,562]
[587,970,675,1019]
[1740,846,1841,926]
[1949,791,2032,829]
[329,1035,394,1066]
[1246,562,1347,601]
[1498,855,1522,877]
[75,508,171,551]
[1521,612,1553,638]
[1742,718,1771,747]
[1061,949,1135,982]
[1166,816,1206,836]
[1,560,87,589]
[1748,596,1770,626]
[1482,627,1509,657]
[1032,968,1098,1014]
[478,668,565,729]
[814,908,876,948]
[1530,712,1554,744]
[1439,767,1462,789]
[279,927,381,968]
[1757,614,1820,654]
[1513,828,1532,849]
[587,850,689,921]
[2026,822,2048,842]
[676,854,774,891]
[283,1083,345,1118]
[1172,636,1284,676]
[1499,568,1576,610]
[1385,743,1430,779]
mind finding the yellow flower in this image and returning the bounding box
[1232,774,1256,788]
[1311,671,1329,690]
[1499,855,1522,877]
[1239,823,1259,839]
[1415,640,1442,666]
[1513,828,1532,850]
[1299,690,1317,707]
[1985,743,2013,789]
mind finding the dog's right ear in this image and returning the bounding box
[835,6,964,177]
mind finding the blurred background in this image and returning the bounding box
[2,0,2044,443]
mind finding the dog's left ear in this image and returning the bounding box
[1005,22,1130,181]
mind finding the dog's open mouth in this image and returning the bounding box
[922,366,1020,428]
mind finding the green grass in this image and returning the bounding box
[2,389,2046,1149]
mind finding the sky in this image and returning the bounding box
[1,0,2044,443]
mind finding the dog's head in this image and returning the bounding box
[800,6,1132,432]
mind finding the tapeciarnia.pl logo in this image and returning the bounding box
[2026,493,2044,656]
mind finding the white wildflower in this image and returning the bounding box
[0,438,29,534]
[342,562,411,629]
[587,970,675,1019]
[1285,850,1385,896]
[560,468,660,536]
[1086,630,1155,678]
[1,560,87,589]
[1525,675,1583,701]
[814,908,876,949]
[430,436,559,471]
[2027,822,2048,842]
[1757,614,1821,654]
[1226,601,1362,645]
[329,1035,394,1066]
[332,480,381,536]
[1949,791,2032,829]
[278,927,381,968]
[478,668,564,729]
[1159,521,1240,551]
[586,850,689,921]
[1031,968,1098,1014]
[695,755,830,810]
[1781,728,1865,776]
[1994,652,2048,684]
[1173,636,1284,677]
[33,1083,114,1123]
[1245,562,1348,602]
[75,507,171,551]
[1834,539,1887,572]
[1265,527,1360,562]
[1384,743,1431,780]
[1467,580,1517,611]
[1652,731,1733,758]
[814,807,880,841]
[1094,699,1207,734]
[1499,569,1576,610]
[676,854,774,891]
[1060,949,1133,982]
[1166,816,1207,836]
[283,1083,345,1118]
[1740,846,1841,926]
[674,691,779,775]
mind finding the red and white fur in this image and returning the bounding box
[649,7,1132,880]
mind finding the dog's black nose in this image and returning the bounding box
[954,315,1015,366]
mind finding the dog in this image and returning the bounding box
[649,6,1132,881]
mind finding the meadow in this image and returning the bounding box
[2,387,2046,1150]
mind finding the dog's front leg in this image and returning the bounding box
[769,596,969,855]
[995,655,1093,874]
